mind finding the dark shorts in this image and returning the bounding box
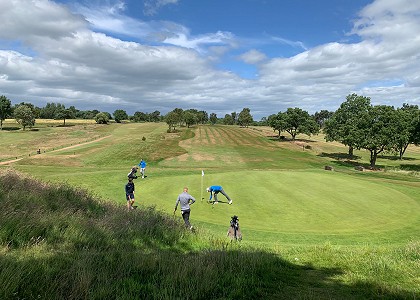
[126,193,134,201]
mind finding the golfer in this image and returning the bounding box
[174,187,196,230]
[127,166,138,179]
[207,185,232,204]
[125,177,136,211]
[138,159,147,178]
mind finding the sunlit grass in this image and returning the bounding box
[1,170,418,299]
[1,123,419,298]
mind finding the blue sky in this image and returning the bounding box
[1,0,420,119]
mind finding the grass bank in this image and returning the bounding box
[1,170,419,299]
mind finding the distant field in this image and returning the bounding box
[0,119,105,162]
[2,122,419,247]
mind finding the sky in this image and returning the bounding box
[1,0,420,120]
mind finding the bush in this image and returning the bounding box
[95,112,109,124]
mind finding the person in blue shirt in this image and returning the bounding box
[138,159,147,178]
[206,185,232,205]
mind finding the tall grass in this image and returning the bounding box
[1,170,419,299]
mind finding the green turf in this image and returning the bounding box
[1,121,419,298]
[4,122,418,247]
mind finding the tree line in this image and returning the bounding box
[266,94,420,168]
[323,94,420,167]
[1,94,419,168]
[0,95,255,130]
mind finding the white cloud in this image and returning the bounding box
[144,0,179,16]
[239,49,268,65]
[0,0,420,119]
[271,36,308,51]
[71,1,236,53]
[0,0,87,42]
[255,0,420,113]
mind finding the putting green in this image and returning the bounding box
[143,169,419,243]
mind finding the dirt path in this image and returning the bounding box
[48,135,111,153]
[0,135,111,165]
[0,158,23,165]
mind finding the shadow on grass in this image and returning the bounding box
[325,159,386,170]
[0,170,417,299]
[268,136,317,144]
[378,155,416,161]
[320,152,420,172]
[0,126,21,131]
[56,124,76,127]
[0,246,417,299]
[319,152,362,161]
[400,164,420,172]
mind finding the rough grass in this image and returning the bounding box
[0,120,108,162]
[1,170,419,299]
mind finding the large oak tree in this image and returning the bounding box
[270,107,319,140]
[324,94,371,158]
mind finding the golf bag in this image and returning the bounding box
[127,167,138,179]
[227,215,242,241]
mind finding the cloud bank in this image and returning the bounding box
[0,0,419,119]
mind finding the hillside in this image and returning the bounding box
[1,170,418,299]
[1,122,419,299]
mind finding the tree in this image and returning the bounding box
[184,111,197,128]
[197,111,208,124]
[392,104,420,159]
[268,112,287,138]
[149,110,161,122]
[133,111,148,122]
[0,95,12,130]
[314,110,334,128]
[209,113,218,125]
[15,102,40,118]
[104,112,112,120]
[359,105,398,168]
[231,112,237,125]
[259,116,268,126]
[165,111,178,131]
[223,114,234,125]
[68,105,79,118]
[40,102,60,119]
[280,107,319,140]
[237,108,253,127]
[113,109,128,123]
[324,94,371,157]
[172,108,184,126]
[14,105,35,130]
[56,108,75,126]
[95,112,110,124]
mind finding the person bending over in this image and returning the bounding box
[206,185,232,205]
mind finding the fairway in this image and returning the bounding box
[2,122,419,246]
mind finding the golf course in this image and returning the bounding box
[1,119,419,299]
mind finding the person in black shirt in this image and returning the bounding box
[125,177,136,211]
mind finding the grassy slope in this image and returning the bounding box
[1,170,419,299]
[2,122,419,246]
[1,121,419,298]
